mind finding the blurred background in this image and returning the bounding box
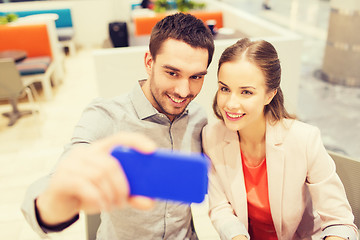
[0,0,359,239]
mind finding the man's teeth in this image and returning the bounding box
[170,96,185,103]
[228,113,244,118]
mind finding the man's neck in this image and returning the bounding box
[140,79,176,122]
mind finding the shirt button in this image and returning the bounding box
[166,213,171,218]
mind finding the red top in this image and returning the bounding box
[241,150,278,240]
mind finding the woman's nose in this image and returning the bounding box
[226,94,241,110]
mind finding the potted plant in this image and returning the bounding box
[154,0,206,13]
[176,0,206,12]
[154,0,172,13]
[0,13,18,25]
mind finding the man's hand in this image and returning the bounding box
[36,132,156,227]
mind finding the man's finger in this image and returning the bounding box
[95,132,157,154]
[128,196,155,210]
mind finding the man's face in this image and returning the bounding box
[143,39,209,121]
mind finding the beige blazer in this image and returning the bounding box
[202,119,357,240]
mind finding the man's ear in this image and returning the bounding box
[265,89,277,105]
[144,51,153,75]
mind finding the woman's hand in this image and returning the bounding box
[232,235,248,240]
[325,236,346,240]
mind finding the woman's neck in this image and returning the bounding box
[238,115,267,166]
[238,114,266,145]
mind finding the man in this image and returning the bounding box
[21,12,214,239]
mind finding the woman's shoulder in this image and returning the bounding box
[271,118,321,144]
[274,118,319,133]
[203,120,230,146]
[204,120,228,136]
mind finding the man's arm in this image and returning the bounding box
[22,132,156,235]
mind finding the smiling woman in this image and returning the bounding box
[203,38,358,240]
[216,58,274,132]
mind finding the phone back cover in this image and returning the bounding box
[111,146,209,203]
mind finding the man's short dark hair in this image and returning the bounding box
[149,12,214,67]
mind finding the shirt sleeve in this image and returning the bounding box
[321,224,358,240]
[20,100,107,237]
[203,125,250,240]
[35,198,79,233]
[20,175,52,238]
[305,127,358,239]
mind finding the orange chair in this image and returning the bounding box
[0,24,52,58]
[133,10,223,36]
[0,24,55,100]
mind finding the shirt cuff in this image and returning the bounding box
[220,220,250,240]
[34,199,79,233]
[321,225,358,240]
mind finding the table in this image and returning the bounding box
[214,28,247,40]
[2,99,33,127]
[0,50,31,126]
[0,50,27,62]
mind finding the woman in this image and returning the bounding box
[202,38,358,240]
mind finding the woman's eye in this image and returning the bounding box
[242,90,252,95]
[220,87,229,92]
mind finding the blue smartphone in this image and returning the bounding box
[111,146,209,203]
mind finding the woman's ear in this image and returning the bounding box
[144,51,153,75]
[265,89,277,105]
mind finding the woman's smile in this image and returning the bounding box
[225,111,246,121]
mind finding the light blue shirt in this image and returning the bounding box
[71,80,207,240]
[22,80,207,240]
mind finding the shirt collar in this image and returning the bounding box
[130,80,189,121]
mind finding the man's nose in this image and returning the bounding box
[174,78,191,98]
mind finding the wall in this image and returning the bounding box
[321,0,360,86]
[0,0,135,48]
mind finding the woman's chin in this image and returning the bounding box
[223,120,242,132]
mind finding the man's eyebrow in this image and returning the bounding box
[162,65,180,72]
[162,65,207,76]
[194,70,208,76]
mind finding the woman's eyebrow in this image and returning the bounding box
[218,81,255,89]
[218,81,228,86]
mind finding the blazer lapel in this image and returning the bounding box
[266,121,286,236]
[223,129,249,227]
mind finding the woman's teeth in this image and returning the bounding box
[227,113,244,118]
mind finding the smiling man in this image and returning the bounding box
[21,13,214,240]
[143,38,209,121]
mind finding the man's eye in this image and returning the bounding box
[190,75,202,80]
[167,71,177,77]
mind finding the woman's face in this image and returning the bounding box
[217,59,275,132]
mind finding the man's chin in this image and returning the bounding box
[165,107,187,117]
